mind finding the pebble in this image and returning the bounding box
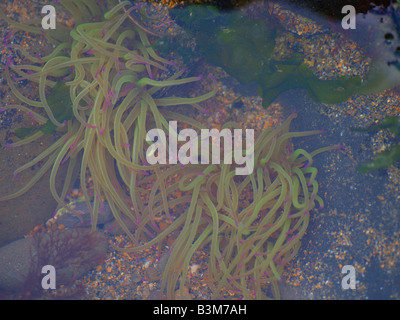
[50,201,115,229]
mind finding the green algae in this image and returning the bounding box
[353,116,400,173]
[13,81,73,139]
[167,5,384,108]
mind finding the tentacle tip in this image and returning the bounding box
[106,224,115,232]
[6,55,13,67]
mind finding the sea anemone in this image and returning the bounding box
[1,0,337,299]
[0,0,216,242]
[117,112,339,299]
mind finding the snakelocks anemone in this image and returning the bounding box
[1,0,216,238]
[1,0,338,299]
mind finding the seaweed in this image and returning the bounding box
[12,80,73,139]
[353,116,400,173]
[168,4,364,108]
[21,228,107,299]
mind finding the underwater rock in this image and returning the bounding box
[346,4,400,94]
[49,200,134,234]
[280,0,390,21]
[51,201,115,229]
[0,229,108,295]
[0,236,33,293]
[285,1,400,95]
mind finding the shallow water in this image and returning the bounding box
[0,0,399,300]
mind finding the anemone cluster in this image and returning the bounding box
[0,0,336,299]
